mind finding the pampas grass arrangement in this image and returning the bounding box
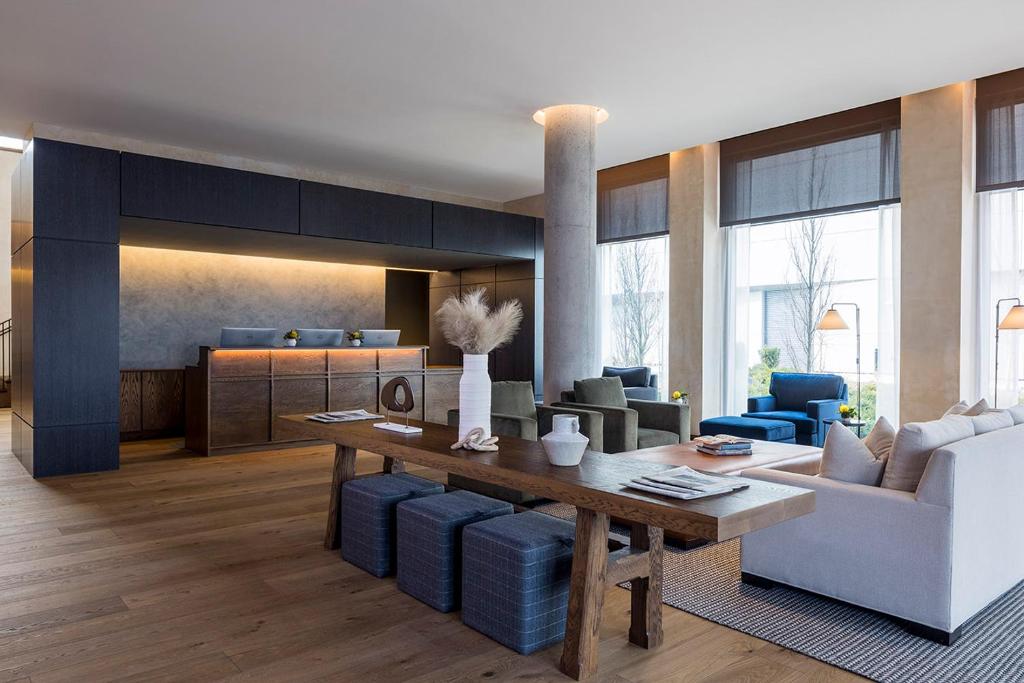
[436,288,523,354]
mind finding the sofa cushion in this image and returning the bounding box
[880,415,975,492]
[574,376,628,408]
[769,372,845,411]
[602,366,650,388]
[742,410,817,435]
[491,381,537,419]
[819,419,893,486]
[637,427,680,449]
[972,410,1014,435]
[1009,404,1024,425]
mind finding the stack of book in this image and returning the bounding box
[624,466,748,500]
[306,409,382,423]
[693,434,754,456]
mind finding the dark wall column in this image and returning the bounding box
[11,139,120,477]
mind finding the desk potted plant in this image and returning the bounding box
[839,404,858,424]
[671,389,689,406]
[283,329,300,347]
[347,330,364,347]
[436,288,522,440]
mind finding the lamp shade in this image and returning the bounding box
[999,304,1024,330]
[817,308,849,330]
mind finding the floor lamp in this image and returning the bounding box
[994,297,1024,407]
[817,303,861,420]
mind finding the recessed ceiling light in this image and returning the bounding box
[0,136,24,152]
[532,106,609,126]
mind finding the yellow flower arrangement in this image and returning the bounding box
[671,390,688,401]
[839,404,857,419]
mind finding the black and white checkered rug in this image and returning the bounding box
[535,502,1024,683]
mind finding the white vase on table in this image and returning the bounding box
[542,414,589,466]
[458,354,491,439]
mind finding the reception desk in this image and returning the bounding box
[184,346,460,455]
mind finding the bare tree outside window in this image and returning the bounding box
[784,150,835,372]
[611,240,663,367]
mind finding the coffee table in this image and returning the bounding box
[276,415,815,680]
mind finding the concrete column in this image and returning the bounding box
[899,82,975,423]
[668,144,723,436]
[540,105,601,402]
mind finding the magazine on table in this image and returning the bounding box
[624,466,748,500]
[306,409,382,423]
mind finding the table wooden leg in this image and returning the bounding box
[323,445,357,550]
[628,524,664,649]
[559,508,610,680]
[383,456,405,473]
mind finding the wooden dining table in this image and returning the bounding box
[276,415,815,680]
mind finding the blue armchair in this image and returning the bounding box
[742,372,847,447]
[602,366,658,401]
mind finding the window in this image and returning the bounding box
[720,102,902,428]
[726,208,900,428]
[598,236,670,397]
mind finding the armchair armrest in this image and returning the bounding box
[627,399,690,440]
[806,399,843,421]
[447,409,538,441]
[552,401,638,453]
[649,373,658,389]
[536,405,605,453]
[748,395,776,412]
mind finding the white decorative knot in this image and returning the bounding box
[451,427,499,452]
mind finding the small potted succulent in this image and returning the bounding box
[283,329,300,347]
[839,404,858,423]
[671,389,689,406]
[347,330,364,347]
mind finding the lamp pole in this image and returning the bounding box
[828,303,861,420]
[994,297,1021,408]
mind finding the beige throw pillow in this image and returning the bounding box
[881,415,975,492]
[819,419,894,486]
[945,398,989,417]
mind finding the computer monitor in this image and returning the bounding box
[219,327,278,347]
[296,329,345,347]
[359,329,401,347]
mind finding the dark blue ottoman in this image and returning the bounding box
[396,490,514,612]
[699,416,796,443]
[461,511,576,655]
[340,473,445,577]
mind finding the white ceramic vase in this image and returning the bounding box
[458,354,491,439]
[541,414,589,466]
[284,338,297,347]
[350,339,362,347]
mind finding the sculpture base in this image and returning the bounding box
[373,422,423,434]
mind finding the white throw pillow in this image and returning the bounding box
[881,415,975,492]
[1008,404,1024,425]
[819,419,894,486]
[972,410,1014,435]
[943,400,969,417]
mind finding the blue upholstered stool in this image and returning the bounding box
[340,473,445,577]
[461,511,576,655]
[699,415,796,443]
[396,490,514,612]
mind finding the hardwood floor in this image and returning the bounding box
[0,410,863,682]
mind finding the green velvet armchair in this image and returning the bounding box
[447,380,603,504]
[554,376,690,454]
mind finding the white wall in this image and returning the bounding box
[0,149,18,322]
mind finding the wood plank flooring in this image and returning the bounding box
[0,411,864,682]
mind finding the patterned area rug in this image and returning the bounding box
[535,502,1024,683]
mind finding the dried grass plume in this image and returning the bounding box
[436,288,523,354]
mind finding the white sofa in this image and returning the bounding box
[740,422,1024,644]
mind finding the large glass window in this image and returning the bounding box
[597,236,670,398]
[725,207,900,428]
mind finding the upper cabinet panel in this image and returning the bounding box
[28,139,120,246]
[121,153,300,233]
[432,203,536,259]
[299,182,431,248]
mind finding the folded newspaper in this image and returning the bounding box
[625,466,749,500]
[306,409,382,423]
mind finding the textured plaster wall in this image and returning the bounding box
[668,144,722,435]
[120,246,385,369]
[0,150,18,322]
[899,83,974,423]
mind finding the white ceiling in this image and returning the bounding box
[1,1,1022,202]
